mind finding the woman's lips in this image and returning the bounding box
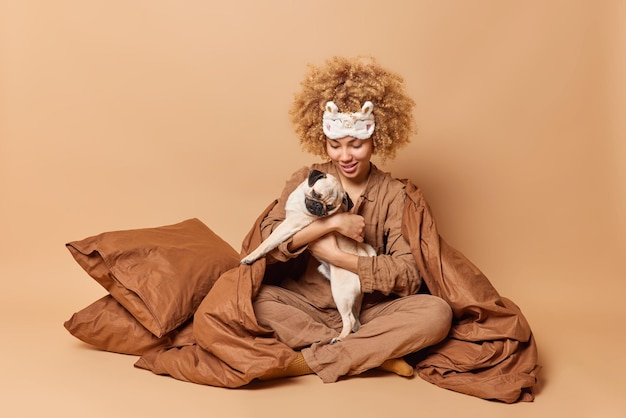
[340,162,358,174]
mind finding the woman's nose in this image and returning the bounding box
[340,148,352,161]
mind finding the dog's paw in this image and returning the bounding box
[330,337,342,345]
[240,258,253,265]
[351,319,361,333]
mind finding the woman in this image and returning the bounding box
[253,56,453,383]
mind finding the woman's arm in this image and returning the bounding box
[288,212,365,252]
[260,166,364,263]
[357,186,422,297]
[289,209,367,274]
[307,233,360,274]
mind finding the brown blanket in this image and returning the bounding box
[134,180,539,403]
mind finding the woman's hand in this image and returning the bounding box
[307,233,339,263]
[329,213,365,242]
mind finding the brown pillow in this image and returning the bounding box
[66,218,240,337]
[64,295,193,355]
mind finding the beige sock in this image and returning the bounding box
[378,358,414,377]
[259,351,314,380]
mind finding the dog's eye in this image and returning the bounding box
[312,190,321,199]
[326,204,335,212]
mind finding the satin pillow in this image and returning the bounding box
[66,218,240,337]
[64,295,194,355]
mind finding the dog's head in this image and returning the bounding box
[304,169,353,217]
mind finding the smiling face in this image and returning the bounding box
[325,136,374,185]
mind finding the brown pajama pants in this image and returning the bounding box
[253,285,453,383]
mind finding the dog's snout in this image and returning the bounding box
[305,197,326,217]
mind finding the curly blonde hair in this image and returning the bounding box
[289,56,416,162]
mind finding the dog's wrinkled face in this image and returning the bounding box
[304,170,349,217]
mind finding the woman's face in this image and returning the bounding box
[325,136,373,184]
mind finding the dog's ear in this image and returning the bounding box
[343,193,354,211]
[308,169,327,187]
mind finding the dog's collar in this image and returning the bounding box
[322,101,375,140]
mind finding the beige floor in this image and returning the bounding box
[1,246,624,418]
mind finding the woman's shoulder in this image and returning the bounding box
[370,164,407,195]
[309,161,335,174]
[280,163,336,194]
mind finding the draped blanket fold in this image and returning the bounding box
[135,180,539,403]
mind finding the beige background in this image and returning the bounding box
[1,0,624,417]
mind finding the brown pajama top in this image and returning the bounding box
[260,162,422,302]
[253,162,452,382]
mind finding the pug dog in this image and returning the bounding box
[241,169,376,344]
